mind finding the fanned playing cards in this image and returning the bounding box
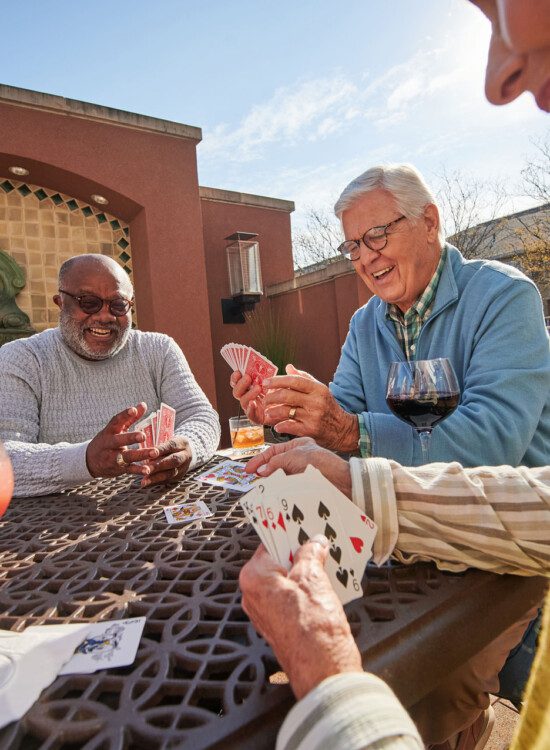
[240,466,377,605]
[134,403,175,448]
[220,343,278,386]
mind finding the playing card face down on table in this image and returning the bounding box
[239,466,377,605]
[220,343,278,387]
[195,460,258,493]
[134,403,175,448]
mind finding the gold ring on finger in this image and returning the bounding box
[289,407,297,420]
[116,452,125,468]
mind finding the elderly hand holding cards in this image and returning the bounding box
[133,403,193,487]
[86,401,189,487]
[240,538,364,700]
[86,402,159,480]
[230,357,359,452]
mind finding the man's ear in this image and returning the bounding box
[53,293,62,309]
[424,203,440,243]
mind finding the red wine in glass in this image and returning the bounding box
[386,359,460,463]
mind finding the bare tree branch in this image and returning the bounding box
[435,168,511,259]
[292,207,343,271]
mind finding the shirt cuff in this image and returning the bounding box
[182,438,198,470]
[350,457,399,566]
[60,441,94,486]
[276,672,423,750]
[357,414,373,458]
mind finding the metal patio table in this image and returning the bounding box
[0,462,545,749]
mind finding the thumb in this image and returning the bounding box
[292,535,330,571]
[286,363,316,381]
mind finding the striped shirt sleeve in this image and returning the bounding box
[276,672,423,750]
[350,458,550,576]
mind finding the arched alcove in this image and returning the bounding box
[0,178,134,333]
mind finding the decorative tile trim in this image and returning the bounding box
[0,179,132,275]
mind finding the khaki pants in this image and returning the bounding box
[409,604,540,745]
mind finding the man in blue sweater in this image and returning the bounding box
[231,164,549,468]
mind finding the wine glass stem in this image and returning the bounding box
[418,430,432,464]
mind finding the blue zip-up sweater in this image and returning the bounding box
[330,245,550,467]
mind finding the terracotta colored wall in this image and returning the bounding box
[0,101,217,404]
[200,197,294,444]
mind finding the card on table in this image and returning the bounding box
[239,466,377,605]
[195,460,258,493]
[59,617,146,674]
[215,445,268,461]
[163,500,213,525]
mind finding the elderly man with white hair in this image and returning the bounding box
[231,163,550,469]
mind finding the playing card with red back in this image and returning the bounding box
[157,403,176,444]
[245,348,278,387]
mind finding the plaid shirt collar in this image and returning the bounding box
[386,247,446,359]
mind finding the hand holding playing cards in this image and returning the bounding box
[86,403,159,479]
[231,365,314,425]
[239,538,363,700]
[141,436,192,487]
[246,437,352,499]
[262,368,359,452]
[230,372,265,424]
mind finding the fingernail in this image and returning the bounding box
[257,465,268,475]
[142,479,150,487]
[263,379,271,388]
[310,534,329,548]
[149,449,158,457]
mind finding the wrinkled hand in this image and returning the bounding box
[239,538,363,699]
[230,371,266,424]
[86,403,159,479]
[230,365,313,425]
[141,435,192,487]
[246,437,352,499]
[262,366,359,452]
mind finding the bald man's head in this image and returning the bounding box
[58,254,133,297]
[54,254,133,360]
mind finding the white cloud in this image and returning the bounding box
[201,76,360,161]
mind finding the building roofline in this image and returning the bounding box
[0,83,202,142]
[453,201,550,236]
[199,185,295,212]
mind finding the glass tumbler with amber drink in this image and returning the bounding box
[229,416,265,450]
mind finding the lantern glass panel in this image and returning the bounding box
[226,240,263,296]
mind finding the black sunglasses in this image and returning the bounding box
[58,289,133,317]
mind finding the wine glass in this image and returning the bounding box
[0,442,14,518]
[386,358,460,464]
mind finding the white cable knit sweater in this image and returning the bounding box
[0,327,220,497]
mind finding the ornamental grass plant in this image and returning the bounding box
[245,305,298,375]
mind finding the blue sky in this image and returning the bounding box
[2,0,549,236]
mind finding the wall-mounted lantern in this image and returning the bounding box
[221,232,263,324]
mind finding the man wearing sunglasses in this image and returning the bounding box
[0,254,220,497]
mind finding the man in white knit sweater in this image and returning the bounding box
[0,254,220,497]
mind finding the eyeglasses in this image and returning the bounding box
[337,215,407,261]
[58,290,133,317]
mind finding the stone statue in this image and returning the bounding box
[0,250,35,346]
